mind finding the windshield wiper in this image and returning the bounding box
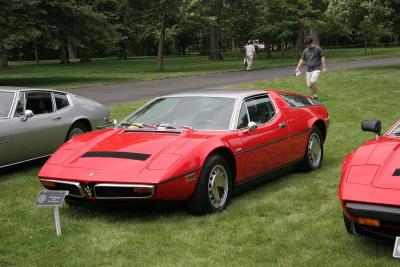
[156,123,193,130]
[120,122,157,129]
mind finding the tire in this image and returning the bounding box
[343,213,355,234]
[300,126,323,172]
[66,121,90,141]
[186,154,232,215]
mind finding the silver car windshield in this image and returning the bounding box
[389,122,400,136]
[124,96,235,130]
[0,92,15,118]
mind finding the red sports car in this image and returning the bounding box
[38,89,329,214]
[339,119,400,242]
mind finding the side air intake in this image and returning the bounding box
[393,169,400,176]
[82,151,151,161]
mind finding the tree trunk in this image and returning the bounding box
[364,39,367,56]
[280,39,285,62]
[157,17,166,71]
[33,43,39,64]
[209,25,222,60]
[79,48,91,63]
[267,42,271,58]
[60,41,69,64]
[0,43,9,68]
[67,38,76,60]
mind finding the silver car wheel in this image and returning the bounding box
[207,164,229,209]
[308,133,322,168]
[68,128,84,139]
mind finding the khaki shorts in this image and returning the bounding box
[306,70,321,87]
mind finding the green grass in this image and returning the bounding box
[1,64,400,266]
[0,47,399,89]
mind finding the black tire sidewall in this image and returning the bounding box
[302,127,323,171]
[188,154,232,214]
[66,121,89,141]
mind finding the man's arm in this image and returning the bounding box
[295,59,304,72]
[321,56,327,73]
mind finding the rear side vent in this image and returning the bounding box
[393,169,400,176]
[82,151,151,161]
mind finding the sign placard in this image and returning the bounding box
[36,190,68,236]
[36,190,68,206]
[394,237,400,258]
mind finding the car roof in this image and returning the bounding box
[0,86,65,94]
[162,89,270,99]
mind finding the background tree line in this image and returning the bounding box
[0,0,398,70]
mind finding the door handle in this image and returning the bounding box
[279,122,286,128]
[52,116,62,120]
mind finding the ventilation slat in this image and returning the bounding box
[393,169,400,176]
[82,151,151,161]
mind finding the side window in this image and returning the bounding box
[25,92,53,115]
[245,95,276,124]
[237,102,249,129]
[54,93,70,110]
[280,94,312,108]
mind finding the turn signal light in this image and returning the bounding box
[42,181,56,187]
[358,217,380,227]
[133,187,152,193]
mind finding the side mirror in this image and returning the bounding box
[248,121,258,132]
[22,110,34,121]
[361,120,381,137]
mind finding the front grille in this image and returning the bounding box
[82,151,151,161]
[40,179,83,197]
[94,184,155,199]
[393,169,400,176]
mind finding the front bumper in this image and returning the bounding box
[346,202,400,242]
[40,179,155,199]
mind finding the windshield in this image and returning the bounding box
[122,96,236,130]
[0,92,15,118]
[389,122,400,136]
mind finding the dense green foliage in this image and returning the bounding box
[1,65,400,266]
[0,0,399,68]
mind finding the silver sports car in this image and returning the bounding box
[0,86,110,168]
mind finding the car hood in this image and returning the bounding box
[351,137,400,189]
[59,129,191,169]
[41,128,216,184]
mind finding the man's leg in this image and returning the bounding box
[310,71,321,98]
[247,56,253,70]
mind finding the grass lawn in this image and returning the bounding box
[1,64,400,266]
[0,47,399,89]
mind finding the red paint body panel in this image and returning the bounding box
[339,120,400,223]
[38,90,329,202]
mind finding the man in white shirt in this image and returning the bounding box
[245,40,256,71]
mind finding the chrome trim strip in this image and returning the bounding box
[39,178,85,197]
[0,154,52,169]
[158,168,201,185]
[234,128,310,156]
[93,183,155,199]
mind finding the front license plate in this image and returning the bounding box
[393,237,400,258]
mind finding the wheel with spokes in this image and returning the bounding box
[66,121,89,141]
[187,154,232,215]
[301,126,323,171]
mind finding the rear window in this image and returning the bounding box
[0,92,15,118]
[54,93,70,110]
[280,94,312,108]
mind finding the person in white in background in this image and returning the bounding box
[245,40,256,71]
[295,36,327,100]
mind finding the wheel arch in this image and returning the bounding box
[207,146,237,185]
[312,119,326,141]
[65,118,92,141]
